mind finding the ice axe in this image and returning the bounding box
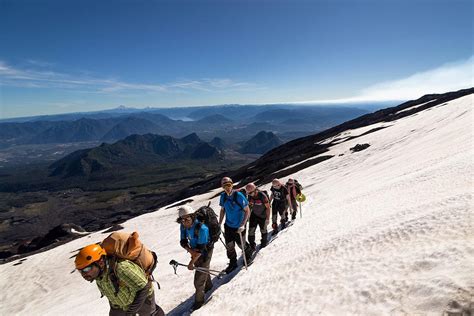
[296,193,306,218]
[169,260,222,278]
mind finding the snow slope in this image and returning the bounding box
[0,94,472,315]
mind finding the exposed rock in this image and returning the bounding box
[350,143,370,152]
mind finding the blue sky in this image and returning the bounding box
[0,0,472,118]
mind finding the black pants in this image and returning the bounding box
[272,202,287,224]
[248,213,268,249]
[224,224,253,263]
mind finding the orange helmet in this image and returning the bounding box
[75,243,106,269]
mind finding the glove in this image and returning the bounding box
[187,261,195,270]
[237,226,245,233]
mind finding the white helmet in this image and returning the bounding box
[245,182,256,193]
[221,176,233,186]
[178,205,194,218]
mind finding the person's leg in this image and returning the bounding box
[258,216,268,247]
[234,227,253,261]
[291,200,298,219]
[201,248,214,292]
[109,307,127,316]
[224,225,238,273]
[272,203,278,225]
[224,224,237,263]
[279,205,287,224]
[193,269,207,306]
[248,214,258,250]
[136,290,159,316]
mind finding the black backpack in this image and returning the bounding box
[194,202,221,244]
[294,180,303,191]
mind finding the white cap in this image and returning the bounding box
[178,205,194,218]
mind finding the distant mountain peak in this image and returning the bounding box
[181,133,202,144]
[240,130,283,154]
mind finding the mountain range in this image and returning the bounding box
[49,133,224,178]
[1,88,472,316]
[0,105,369,150]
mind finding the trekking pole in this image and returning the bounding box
[238,231,248,270]
[299,201,302,218]
[219,236,229,250]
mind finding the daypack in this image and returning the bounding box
[194,202,221,244]
[260,189,270,202]
[294,180,303,191]
[102,231,158,295]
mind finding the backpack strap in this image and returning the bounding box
[232,191,244,210]
[194,221,202,239]
[223,191,243,210]
[107,257,121,296]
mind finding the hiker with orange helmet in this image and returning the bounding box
[75,243,164,316]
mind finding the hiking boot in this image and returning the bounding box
[272,222,279,235]
[225,260,238,274]
[205,282,213,293]
[260,233,268,248]
[190,302,203,312]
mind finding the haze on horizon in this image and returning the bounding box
[0,0,472,119]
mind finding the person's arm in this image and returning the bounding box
[188,251,201,270]
[219,207,225,226]
[265,201,271,223]
[116,261,150,315]
[241,205,250,227]
[126,281,151,315]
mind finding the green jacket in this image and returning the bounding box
[96,259,153,311]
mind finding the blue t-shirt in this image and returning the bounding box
[180,219,209,249]
[219,191,248,228]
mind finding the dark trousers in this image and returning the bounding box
[272,202,287,224]
[194,247,214,305]
[109,291,164,316]
[224,224,253,263]
[288,199,298,218]
[248,213,268,249]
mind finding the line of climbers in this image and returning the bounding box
[73,176,304,315]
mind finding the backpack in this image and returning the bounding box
[101,231,158,295]
[294,180,303,191]
[260,189,270,202]
[194,202,221,244]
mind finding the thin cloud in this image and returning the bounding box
[298,56,474,104]
[0,61,259,95]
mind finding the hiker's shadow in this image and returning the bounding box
[166,262,244,316]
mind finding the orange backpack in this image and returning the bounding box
[102,231,158,294]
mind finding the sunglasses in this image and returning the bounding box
[182,216,193,223]
[272,184,281,188]
[247,190,256,195]
[222,183,233,188]
[79,265,94,274]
